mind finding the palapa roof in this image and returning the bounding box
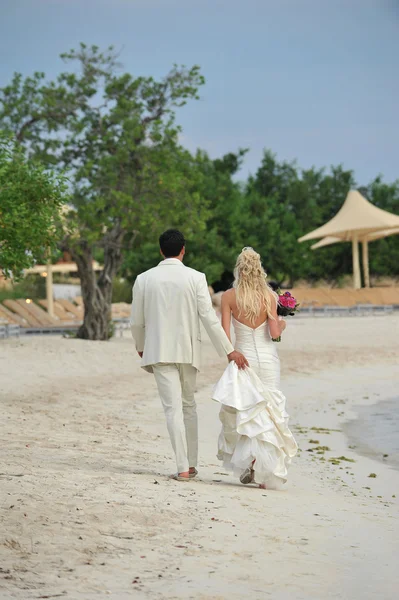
[298,190,399,242]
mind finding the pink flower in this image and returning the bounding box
[279,294,297,309]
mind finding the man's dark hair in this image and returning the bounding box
[159,229,185,258]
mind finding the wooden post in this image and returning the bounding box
[352,235,361,289]
[46,263,54,317]
[362,240,370,288]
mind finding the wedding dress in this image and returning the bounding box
[212,317,298,489]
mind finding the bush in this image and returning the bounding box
[0,275,46,302]
[112,278,133,303]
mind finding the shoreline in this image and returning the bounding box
[1,314,399,599]
[343,396,399,471]
[281,362,399,502]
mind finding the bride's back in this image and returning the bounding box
[221,247,280,341]
[224,288,269,329]
[229,247,276,327]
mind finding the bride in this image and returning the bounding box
[212,247,298,489]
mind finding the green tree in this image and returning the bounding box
[184,149,247,283]
[297,164,356,282]
[242,151,356,285]
[362,177,399,277]
[121,149,247,286]
[0,135,66,278]
[0,45,207,339]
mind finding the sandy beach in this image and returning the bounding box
[1,315,399,600]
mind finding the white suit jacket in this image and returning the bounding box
[130,258,234,372]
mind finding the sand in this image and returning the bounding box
[1,315,399,600]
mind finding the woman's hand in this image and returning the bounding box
[269,298,285,339]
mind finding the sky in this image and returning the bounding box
[1,0,398,184]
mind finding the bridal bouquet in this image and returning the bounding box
[277,291,299,317]
[272,290,299,342]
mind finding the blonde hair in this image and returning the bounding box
[233,247,276,325]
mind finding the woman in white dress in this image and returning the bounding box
[212,247,298,489]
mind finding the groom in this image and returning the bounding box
[130,229,247,481]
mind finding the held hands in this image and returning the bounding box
[227,350,249,370]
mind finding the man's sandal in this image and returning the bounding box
[170,473,191,482]
[170,469,198,482]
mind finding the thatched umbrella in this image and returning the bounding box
[298,191,399,288]
[311,228,399,287]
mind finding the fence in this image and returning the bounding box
[0,323,20,339]
[298,304,397,317]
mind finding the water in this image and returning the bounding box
[344,398,399,471]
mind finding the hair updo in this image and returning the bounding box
[233,247,276,324]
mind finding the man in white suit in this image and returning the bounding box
[130,229,247,481]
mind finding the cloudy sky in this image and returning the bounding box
[1,0,398,183]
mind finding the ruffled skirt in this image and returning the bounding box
[212,362,298,489]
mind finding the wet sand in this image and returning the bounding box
[344,397,399,470]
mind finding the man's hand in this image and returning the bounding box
[227,350,249,369]
[137,351,143,358]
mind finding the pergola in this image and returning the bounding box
[298,190,399,288]
[24,261,103,317]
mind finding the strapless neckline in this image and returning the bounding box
[232,316,267,331]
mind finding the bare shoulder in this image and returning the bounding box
[222,288,235,305]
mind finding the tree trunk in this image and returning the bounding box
[71,231,123,340]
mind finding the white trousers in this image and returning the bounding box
[152,363,198,473]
